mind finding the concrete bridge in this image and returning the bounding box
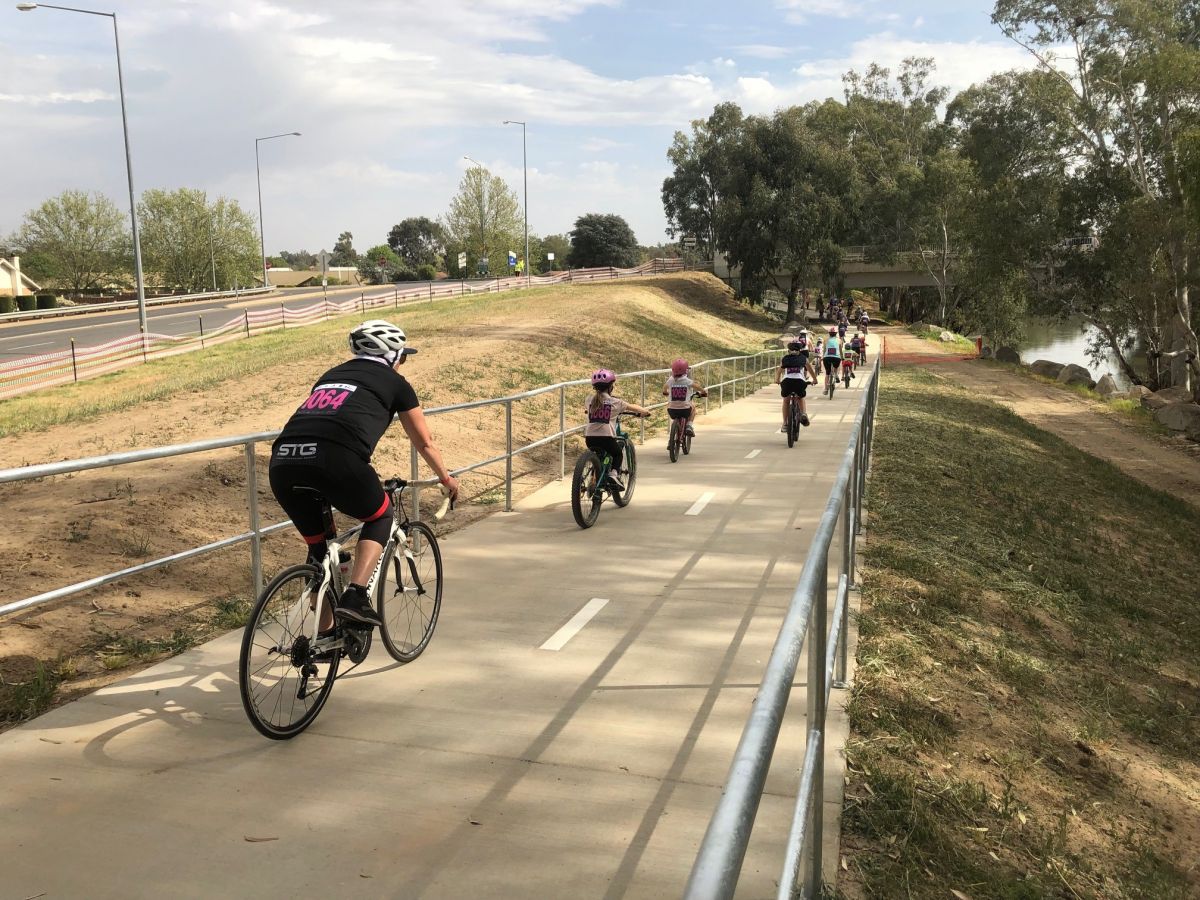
[714,246,952,292]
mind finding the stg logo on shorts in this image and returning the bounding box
[274,442,318,460]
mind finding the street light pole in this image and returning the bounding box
[503,120,529,285]
[17,2,148,335]
[255,131,301,290]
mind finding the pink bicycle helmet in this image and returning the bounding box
[670,358,689,377]
[591,368,616,385]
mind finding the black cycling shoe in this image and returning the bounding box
[606,475,626,494]
[333,585,383,629]
[800,414,811,427]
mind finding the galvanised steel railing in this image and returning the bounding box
[0,348,785,618]
[685,355,880,900]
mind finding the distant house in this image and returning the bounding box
[1,256,41,296]
[266,266,363,288]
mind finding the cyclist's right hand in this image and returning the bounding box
[440,475,460,507]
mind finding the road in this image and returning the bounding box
[0,282,445,358]
[0,381,867,898]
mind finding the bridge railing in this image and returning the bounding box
[685,355,879,900]
[0,345,782,619]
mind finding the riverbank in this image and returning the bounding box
[839,366,1200,897]
[880,329,1200,509]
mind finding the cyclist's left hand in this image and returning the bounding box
[440,475,460,507]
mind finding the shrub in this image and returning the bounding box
[35,294,58,310]
[0,295,14,314]
[16,295,35,311]
[416,263,437,281]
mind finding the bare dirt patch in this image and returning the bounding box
[0,274,779,725]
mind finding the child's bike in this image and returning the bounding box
[667,415,692,463]
[238,478,450,739]
[824,362,837,398]
[842,359,854,390]
[785,394,804,448]
[572,415,643,529]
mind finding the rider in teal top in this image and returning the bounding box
[822,328,842,381]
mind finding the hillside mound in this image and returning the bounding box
[0,273,776,726]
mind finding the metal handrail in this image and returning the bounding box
[0,349,785,618]
[685,355,880,900]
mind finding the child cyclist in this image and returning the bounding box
[662,358,708,437]
[775,341,814,431]
[585,369,651,493]
[822,327,843,391]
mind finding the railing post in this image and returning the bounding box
[559,384,567,480]
[243,311,250,337]
[844,477,855,589]
[279,302,285,328]
[198,316,205,349]
[505,399,513,511]
[410,443,421,523]
[719,360,725,407]
[805,547,829,897]
[640,373,647,444]
[70,338,78,382]
[245,441,263,598]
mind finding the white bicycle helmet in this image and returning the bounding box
[349,320,416,358]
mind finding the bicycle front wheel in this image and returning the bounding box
[572,451,603,528]
[376,521,443,663]
[613,441,637,507]
[239,563,340,740]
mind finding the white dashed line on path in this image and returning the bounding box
[745,449,761,459]
[685,492,716,516]
[539,598,609,651]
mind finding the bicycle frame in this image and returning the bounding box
[587,419,630,500]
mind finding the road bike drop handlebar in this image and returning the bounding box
[382,477,455,521]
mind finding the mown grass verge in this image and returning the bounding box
[840,368,1200,898]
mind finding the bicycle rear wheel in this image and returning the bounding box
[682,427,692,455]
[613,442,637,507]
[787,401,797,447]
[239,563,340,740]
[572,451,603,528]
[376,521,443,663]
[668,420,679,463]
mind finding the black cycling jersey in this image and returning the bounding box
[779,352,810,378]
[276,357,419,461]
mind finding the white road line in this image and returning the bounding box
[11,341,54,350]
[745,449,761,459]
[685,491,716,516]
[539,598,609,651]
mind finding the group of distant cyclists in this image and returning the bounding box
[267,300,873,624]
[773,297,871,431]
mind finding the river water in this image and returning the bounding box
[1019,318,1143,388]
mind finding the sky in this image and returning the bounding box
[0,0,1034,255]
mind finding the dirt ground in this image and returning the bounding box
[0,274,779,716]
[882,327,1200,508]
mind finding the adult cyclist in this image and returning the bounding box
[269,320,460,630]
[775,341,814,431]
[822,327,843,394]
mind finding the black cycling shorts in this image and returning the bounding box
[823,357,840,375]
[780,380,808,398]
[268,439,389,544]
[585,435,624,472]
[667,407,693,420]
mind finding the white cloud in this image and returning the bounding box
[713,56,737,68]
[734,44,793,60]
[777,0,866,24]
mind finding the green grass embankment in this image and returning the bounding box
[841,368,1200,898]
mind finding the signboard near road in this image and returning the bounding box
[317,249,331,287]
[681,235,697,249]
[458,251,467,270]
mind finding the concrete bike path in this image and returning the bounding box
[0,376,869,899]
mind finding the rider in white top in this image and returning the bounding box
[662,358,708,436]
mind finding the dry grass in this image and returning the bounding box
[840,368,1200,898]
